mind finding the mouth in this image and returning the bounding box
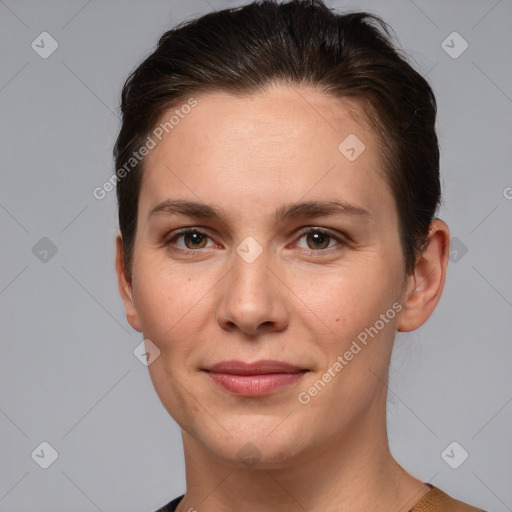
[202,360,310,397]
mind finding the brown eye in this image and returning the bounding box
[294,228,348,254]
[183,231,208,249]
[306,231,331,250]
[164,229,215,255]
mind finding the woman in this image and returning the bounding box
[113,1,486,510]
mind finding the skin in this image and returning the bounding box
[115,84,450,512]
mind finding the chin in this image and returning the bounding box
[188,414,314,470]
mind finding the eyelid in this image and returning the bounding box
[293,226,349,242]
[163,227,219,251]
[163,226,349,255]
[290,226,350,251]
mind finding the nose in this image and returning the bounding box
[215,248,290,337]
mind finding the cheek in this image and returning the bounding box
[290,260,401,342]
[293,265,400,413]
[133,259,212,422]
[132,253,211,352]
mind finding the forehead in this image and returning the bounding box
[139,84,395,225]
[146,84,374,169]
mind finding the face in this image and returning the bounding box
[121,84,411,468]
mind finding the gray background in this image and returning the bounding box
[1,0,511,510]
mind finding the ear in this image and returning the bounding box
[397,219,450,332]
[115,234,142,332]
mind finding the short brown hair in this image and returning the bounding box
[114,0,440,278]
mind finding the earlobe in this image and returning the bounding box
[397,220,450,332]
[115,235,142,332]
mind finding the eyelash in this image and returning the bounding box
[163,227,348,257]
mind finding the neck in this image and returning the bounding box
[175,400,430,512]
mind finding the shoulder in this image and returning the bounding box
[411,485,487,512]
[154,494,184,512]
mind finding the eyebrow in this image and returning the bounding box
[147,198,371,224]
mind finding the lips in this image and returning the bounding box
[203,360,309,396]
